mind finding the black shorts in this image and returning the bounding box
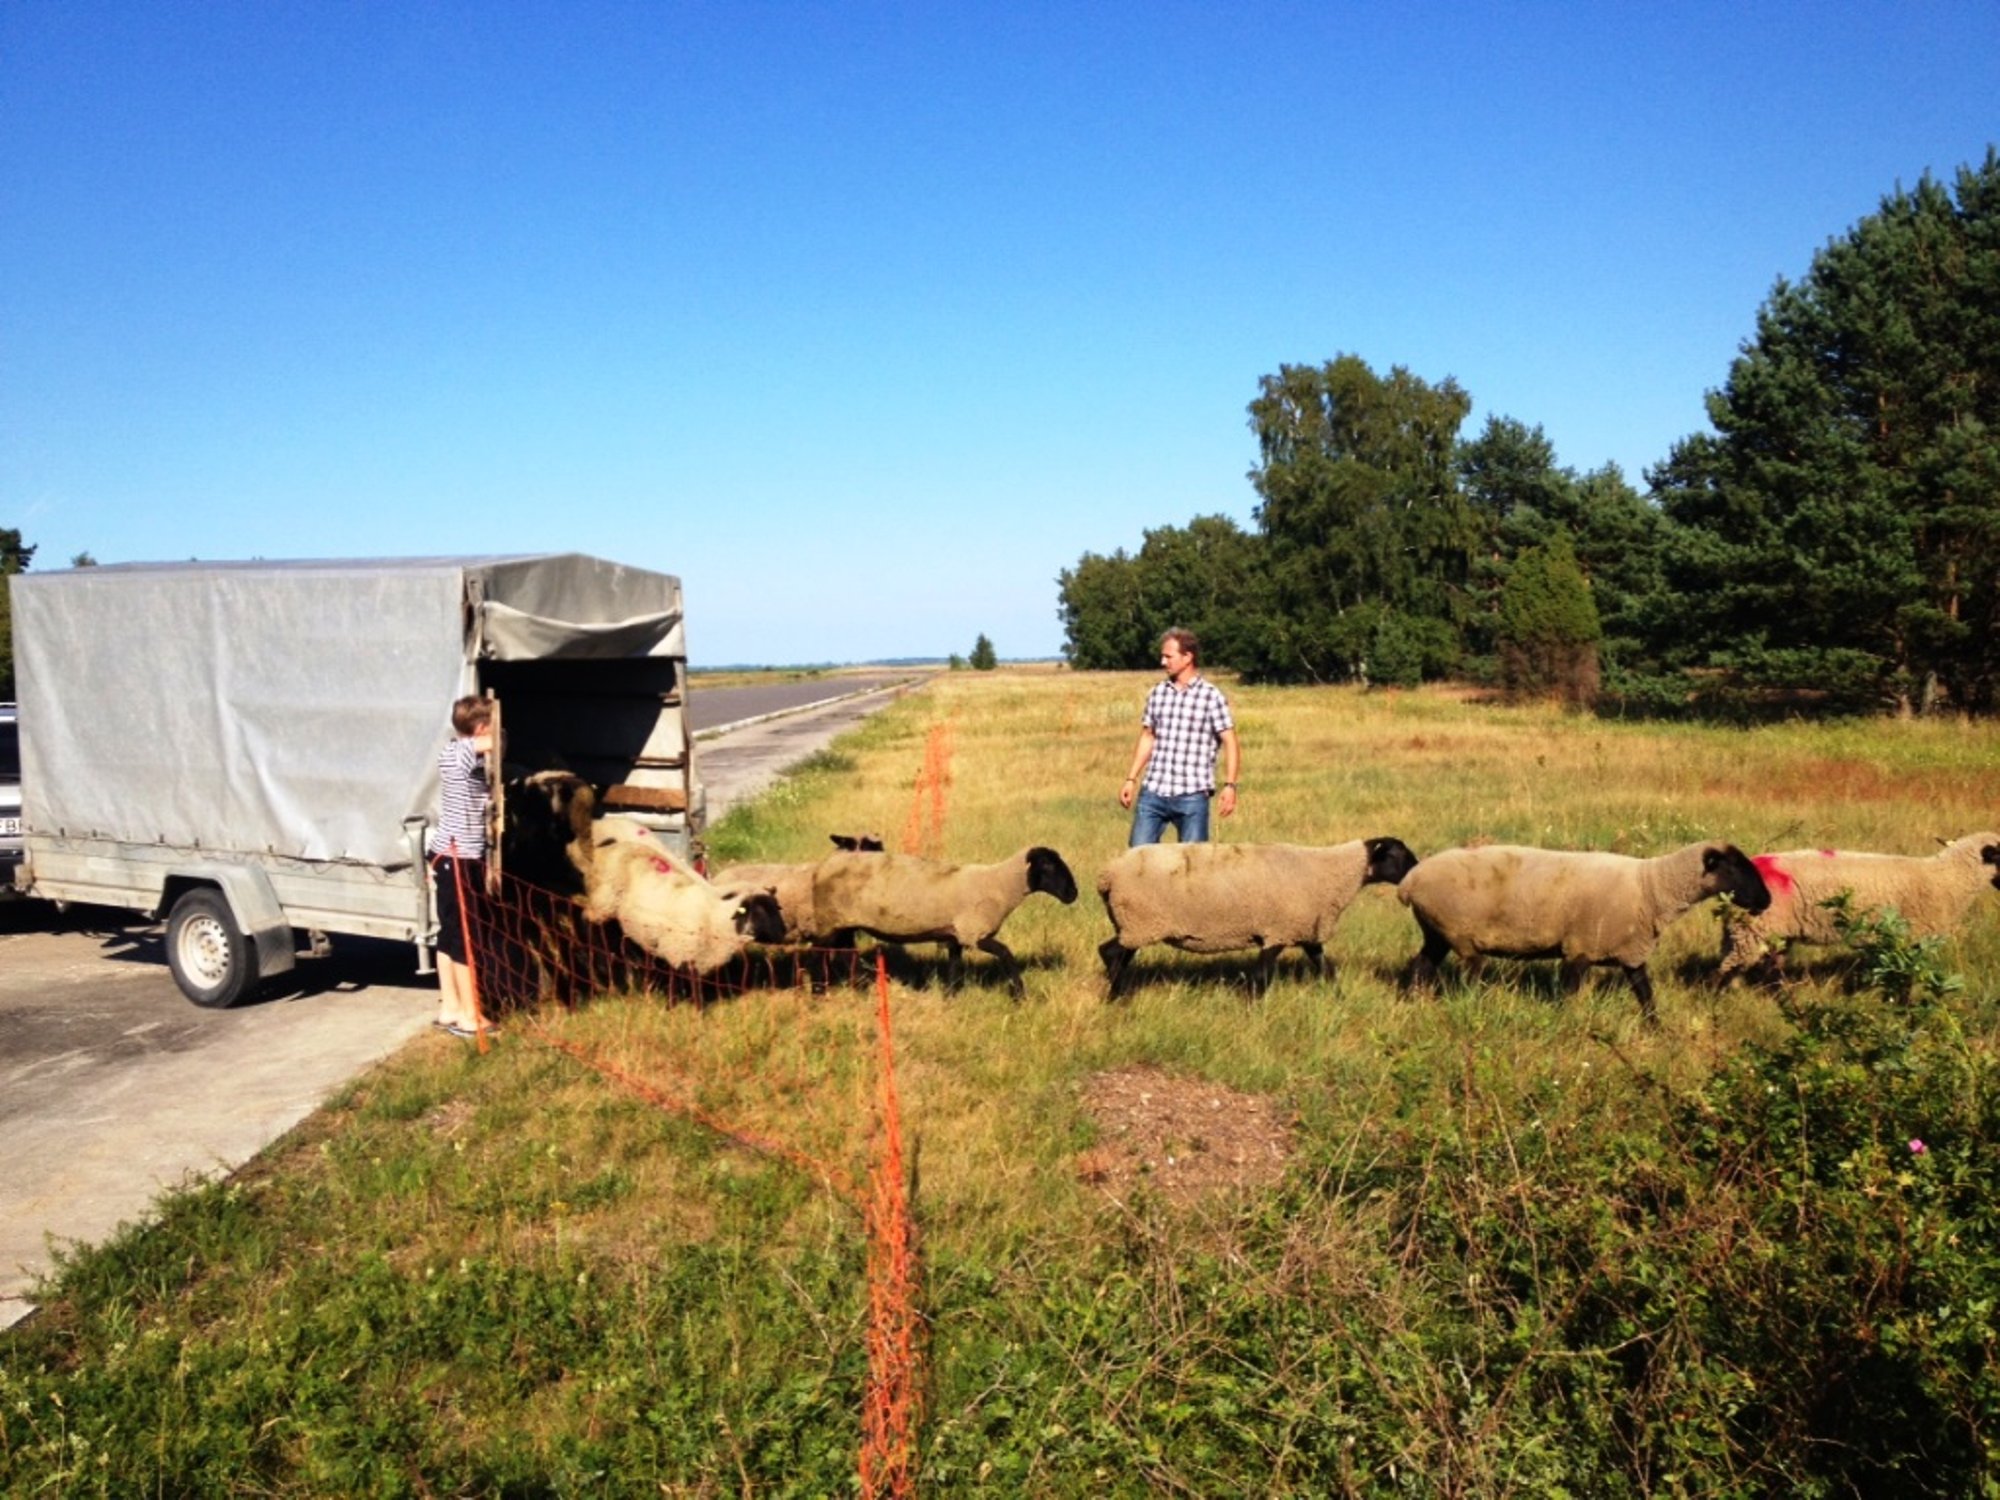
[431,855,486,963]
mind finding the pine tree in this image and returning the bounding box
[1497,531,1602,706]
[1651,150,2000,713]
[969,634,997,671]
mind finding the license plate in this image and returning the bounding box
[0,818,20,837]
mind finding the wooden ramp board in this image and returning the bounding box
[601,784,689,813]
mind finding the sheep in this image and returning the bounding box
[711,834,888,988]
[808,846,1080,997]
[1398,840,1771,1022]
[710,833,886,944]
[579,826,787,977]
[474,769,600,1008]
[1094,837,1420,998]
[1717,831,2000,982]
[575,814,695,874]
[492,769,598,895]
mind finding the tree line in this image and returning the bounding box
[1058,150,2000,717]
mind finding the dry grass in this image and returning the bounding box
[602,668,2000,1259]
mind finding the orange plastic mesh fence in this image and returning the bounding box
[528,1023,861,1203]
[456,867,829,1019]
[859,950,922,1498]
[448,830,932,1492]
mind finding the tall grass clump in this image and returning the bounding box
[7,670,2000,1494]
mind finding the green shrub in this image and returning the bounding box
[1824,890,1967,1003]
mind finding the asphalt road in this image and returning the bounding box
[686,671,918,732]
[0,672,926,1329]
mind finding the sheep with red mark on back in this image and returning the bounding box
[578,823,785,976]
[1719,832,2000,982]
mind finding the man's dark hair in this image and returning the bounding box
[1162,628,1200,665]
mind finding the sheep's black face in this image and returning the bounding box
[1027,847,1080,903]
[1704,845,1772,914]
[828,832,886,852]
[1984,842,2000,890]
[1364,836,1419,886]
[733,892,788,944]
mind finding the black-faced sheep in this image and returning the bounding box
[809,846,1080,997]
[1398,840,1771,1022]
[710,833,886,944]
[580,826,786,976]
[1718,831,2000,982]
[1095,837,1419,997]
[474,769,601,1008]
[492,769,598,895]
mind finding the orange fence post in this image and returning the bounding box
[859,951,921,1498]
[473,748,949,1494]
[900,721,954,860]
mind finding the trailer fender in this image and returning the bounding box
[159,865,298,982]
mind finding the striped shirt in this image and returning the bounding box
[427,738,489,859]
[1140,674,1234,797]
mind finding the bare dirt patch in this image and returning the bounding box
[1076,1065,1297,1206]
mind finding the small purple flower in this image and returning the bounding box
[1908,1138,1928,1156]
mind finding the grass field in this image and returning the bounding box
[6,670,2000,1496]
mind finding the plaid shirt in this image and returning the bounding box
[1140,674,1234,797]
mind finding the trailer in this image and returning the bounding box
[8,554,702,1006]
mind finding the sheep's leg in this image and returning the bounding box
[820,929,859,989]
[941,938,966,991]
[1622,963,1659,1027]
[1717,922,1767,986]
[1560,959,1591,996]
[1252,945,1283,997]
[976,935,1026,1000]
[1404,923,1452,994]
[1300,941,1329,982]
[1098,937,1136,999]
[1752,945,1787,986]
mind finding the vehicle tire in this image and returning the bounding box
[166,888,256,1008]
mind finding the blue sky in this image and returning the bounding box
[4,3,1996,667]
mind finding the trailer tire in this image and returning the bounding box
[167,888,256,1008]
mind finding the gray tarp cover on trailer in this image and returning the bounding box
[11,554,684,871]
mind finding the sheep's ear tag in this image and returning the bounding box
[651,856,673,874]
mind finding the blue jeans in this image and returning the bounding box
[1129,789,1212,846]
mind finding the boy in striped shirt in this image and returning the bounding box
[427,695,494,1038]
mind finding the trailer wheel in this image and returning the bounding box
[167,888,256,1008]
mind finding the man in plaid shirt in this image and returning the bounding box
[1117,628,1240,845]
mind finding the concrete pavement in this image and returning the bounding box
[0,675,926,1329]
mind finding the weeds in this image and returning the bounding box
[1824,890,1968,1003]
